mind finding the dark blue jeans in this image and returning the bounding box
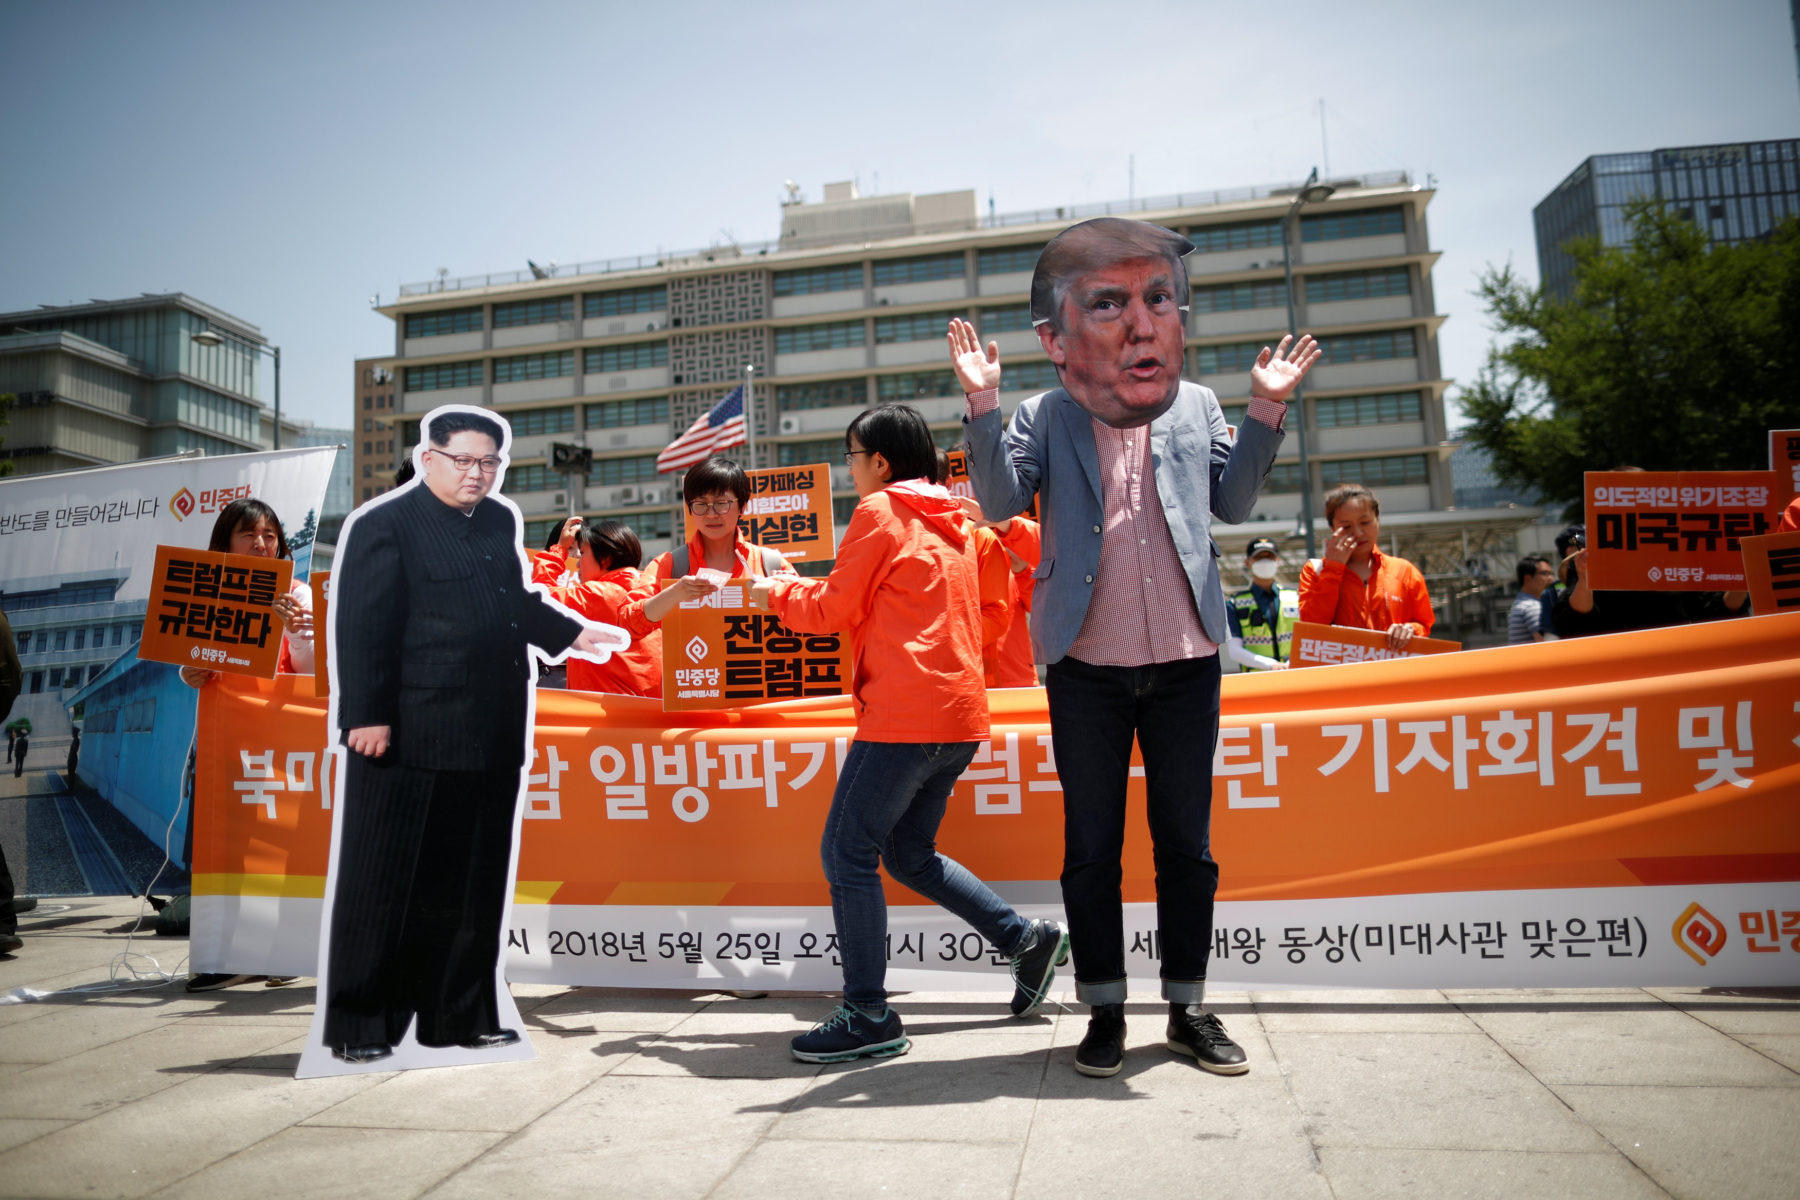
[1045,654,1222,1005]
[822,739,1034,1011]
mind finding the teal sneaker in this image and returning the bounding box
[1009,919,1070,1018]
[790,1003,911,1063]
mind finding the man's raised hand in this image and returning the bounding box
[1248,334,1322,402]
[946,317,1002,393]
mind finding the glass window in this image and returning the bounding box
[775,320,866,354]
[1301,206,1405,243]
[585,397,669,428]
[1317,329,1417,363]
[583,285,667,317]
[493,351,574,383]
[1321,454,1429,489]
[15,631,28,652]
[492,296,574,328]
[506,406,577,436]
[48,667,62,688]
[978,304,1035,333]
[877,370,959,403]
[976,244,1045,275]
[1190,280,1288,313]
[872,253,965,286]
[1188,219,1283,253]
[875,310,961,344]
[585,454,662,486]
[404,360,483,391]
[776,379,865,411]
[1305,267,1410,304]
[1191,341,1268,375]
[585,342,669,373]
[505,464,555,492]
[54,630,68,651]
[1262,462,1304,493]
[1003,360,1062,393]
[1221,403,1248,427]
[404,307,483,338]
[772,264,863,296]
[778,439,843,467]
[1314,392,1423,428]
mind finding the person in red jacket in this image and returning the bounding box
[1298,483,1433,652]
[956,496,1042,687]
[747,404,1068,1064]
[532,518,662,698]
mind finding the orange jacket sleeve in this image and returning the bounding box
[996,516,1041,569]
[972,527,1012,652]
[764,501,890,635]
[1395,560,1434,637]
[618,550,673,637]
[1298,557,1345,625]
[532,547,567,587]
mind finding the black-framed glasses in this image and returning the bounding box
[429,450,503,475]
[843,450,874,465]
[687,500,738,516]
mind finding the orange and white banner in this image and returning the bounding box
[659,578,851,710]
[1288,621,1460,668]
[190,613,1800,989]
[683,463,835,562]
[1585,469,1781,589]
[139,546,292,677]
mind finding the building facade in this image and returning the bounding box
[1534,139,1800,299]
[380,175,1488,581]
[0,293,298,475]
[350,357,401,507]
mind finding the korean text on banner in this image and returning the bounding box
[1771,429,1800,507]
[139,545,292,677]
[1289,620,1460,668]
[1741,531,1800,615]
[1585,470,1780,590]
[683,463,836,562]
[659,578,850,710]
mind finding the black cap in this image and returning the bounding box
[1555,523,1586,557]
[1245,537,1280,560]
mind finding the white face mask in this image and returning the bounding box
[1250,558,1279,581]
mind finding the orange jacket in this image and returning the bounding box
[971,526,1014,685]
[991,518,1040,687]
[1298,548,1434,636]
[764,480,988,743]
[621,532,792,638]
[532,548,664,697]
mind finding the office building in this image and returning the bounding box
[379,174,1512,585]
[350,356,401,506]
[1534,139,1800,299]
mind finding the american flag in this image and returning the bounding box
[656,386,748,474]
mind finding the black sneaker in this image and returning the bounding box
[790,1003,911,1064]
[1166,1005,1249,1075]
[1008,919,1070,1018]
[1074,1002,1126,1077]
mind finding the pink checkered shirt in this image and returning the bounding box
[966,386,1286,667]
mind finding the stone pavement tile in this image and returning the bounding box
[1317,1147,1667,1200]
[0,1021,302,1120]
[1732,1034,1800,1074]
[423,1074,810,1200]
[1644,987,1800,1036]
[1463,1006,1798,1087]
[1268,1032,1606,1152]
[1554,1084,1800,1200]
[1252,989,1478,1034]
[0,1001,171,1063]
[166,982,320,1027]
[0,1118,70,1156]
[301,1019,643,1133]
[712,1137,1025,1200]
[524,986,717,1033]
[766,1029,1050,1145]
[614,1003,830,1079]
[0,1069,379,1200]
[152,1125,506,1200]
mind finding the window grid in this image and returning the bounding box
[1191,280,1288,313]
[1314,392,1423,429]
[492,296,574,328]
[493,351,574,383]
[584,286,667,317]
[506,464,555,492]
[1262,462,1305,493]
[586,455,663,486]
[1306,267,1411,304]
[875,310,961,344]
[877,370,959,403]
[404,307,482,338]
[777,379,866,412]
[1191,341,1268,375]
[872,253,965,286]
[779,439,843,467]
[1003,361,1062,393]
[1321,455,1430,489]
[978,304,1035,333]
[1318,329,1417,363]
[1301,206,1405,243]
[773,264,864,296]
[775,321,866,354]
[1188,219,1283,253]
[585,342,669,374]
[506,406,577,437]
[404,360,483,391]
[977,245,1044,275]
[585,397,670,428]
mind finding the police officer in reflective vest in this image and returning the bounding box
[1224,538,1297,671]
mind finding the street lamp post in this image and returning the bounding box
[191,328,282,449]
[1280,167,1336,560]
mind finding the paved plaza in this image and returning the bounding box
[0,895,1795,1199]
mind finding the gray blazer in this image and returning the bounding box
[964,380,1284,665]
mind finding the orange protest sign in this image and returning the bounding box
[683,463,835,562]
[311,572,331,698]
[1740,530,1800,615]
[658,578,850,710]
[139,545,292,678]
[1288,620,1460,668]
[942,448,975,500]
[1584,470,1781,590]
[1770,429,1800,506]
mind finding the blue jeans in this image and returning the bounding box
[822,739,1034,1011]
[1045,654,1222,1006]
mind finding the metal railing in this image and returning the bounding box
[397,171,1414,297]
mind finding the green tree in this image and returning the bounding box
[1461,202,1800,514]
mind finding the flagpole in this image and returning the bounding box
[743,363,757,469]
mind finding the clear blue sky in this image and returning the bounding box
[3,0,1795,432]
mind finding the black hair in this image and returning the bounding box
[1323,483,1380,525]
[427,409,505,448]
[394,457,416,487]
[933,447,952,486]
[683,456,750,507]
[207,498,289,559]
[544,517,574,551]
[847,404,936,485]
[1030,217,1193,333]
[580,519,643,571]
[1516,554,1551,587]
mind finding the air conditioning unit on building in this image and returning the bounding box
[617,485,637,503]
[552,493,566,508]
[640,488,664,506]
[778,415,802,435]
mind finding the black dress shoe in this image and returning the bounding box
[1167,1004,1248,1075]
[332,1043,393,1065]
[463,1029,521,1050]
[1075,1003,1126,1077]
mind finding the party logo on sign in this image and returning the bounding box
[171,486,196,521]
[1672,901,1727,965]
[684,636,709,665]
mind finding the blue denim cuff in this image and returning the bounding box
[1161,978,1207,1006]
[1075,976,1128,1006]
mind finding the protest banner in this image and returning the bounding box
[1584,470,1780,590]
[659,578,850,711]
[1288,621,1461,668]
[1740,531,1800,615]
[683,463,835,562]
[190,611,1800,990]
[138,546,292,677]
[1772,429,1800,506]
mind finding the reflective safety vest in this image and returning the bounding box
[1229,585,1298,669]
